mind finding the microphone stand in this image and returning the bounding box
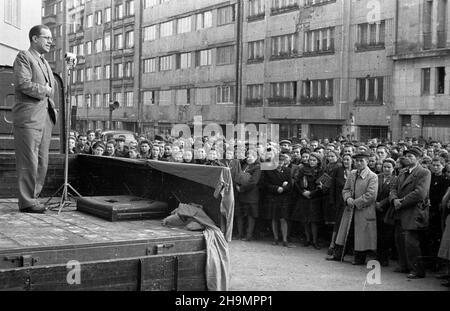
[46,57,83,214]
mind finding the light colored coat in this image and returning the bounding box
[336,167,378,251]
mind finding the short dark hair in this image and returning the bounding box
[29,25,50,42]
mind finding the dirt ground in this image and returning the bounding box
[228,239,449,291]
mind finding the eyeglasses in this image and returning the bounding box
[38,35,54,42]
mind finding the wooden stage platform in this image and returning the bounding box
[0,198,206,291]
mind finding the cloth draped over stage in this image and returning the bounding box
[145,160,235,242]
[163,203,231,291]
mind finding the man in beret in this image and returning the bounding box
[389,146,431,279]
[92,141,106,156]
[334,151,378,265]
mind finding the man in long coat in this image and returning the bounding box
[335,151,378,265]
[389,146,431,279]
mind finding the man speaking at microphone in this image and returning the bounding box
[12,25,57,213]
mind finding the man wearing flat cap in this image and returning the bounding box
[114,135,129,158]
[334,151,378,265]
[389,146,431,279]
[280,140,292,154]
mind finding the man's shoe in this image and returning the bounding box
[407,273,425,279]
[325,255,339,261]
[20,204,46,214]
[393,267,409,273]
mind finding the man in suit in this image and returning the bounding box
[13,25,57,213]
[389,146,431,279]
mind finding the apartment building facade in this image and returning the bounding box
[42,0,441,142]
[392,0,450,142]
[1,0,42,66]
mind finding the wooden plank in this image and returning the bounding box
[0,251,207,291]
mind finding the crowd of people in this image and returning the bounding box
[68,129,450,286]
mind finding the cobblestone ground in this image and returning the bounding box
[229,239,449,291]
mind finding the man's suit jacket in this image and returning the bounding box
[389,165,431,230]
[13,49,57,129]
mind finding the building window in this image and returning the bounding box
[196,11,212,30]
[271,34,297,58]
[217,86,235,104]
[86,94,92,108]
[249,0,265,18]
[160,21,173,37]
[217,46,235,65]
[271,0,298,12]
[5,0,21,27]
[124,61,133,78]
[95,38,102,53]
[86,41,92,54]
[95,11,102,25]
[144,0,159,8]
[356,21,385,50]
[114,92,123,105]
[437,67,446,94]
[301,79,333,105]
[217,5,235,26]
[115,4,123,20]
[176,89,190,105]
[248,40,264,62]
[196,49,212,66]
[86,68,93,81]
[177,16,192,34]
[176,52,192,69]
[114,63,123,78]
[144,25,157,41]
[159,55,173,71]
[124,91,134,107]
[94,66,102,80]
[143,91,155,105]
[103,93,110,108]
[77,94,84,108]
[57,25,62,37]
[304,27,335,53]
[125,31,134,48]
[86,14,93,27]
[246,84,264,106]
[195,88,212,105]
[125,0,134,16]
[104,33,111,51]
[114,33,123,49]
[143,58,157,73]
[104,64,111,79]
[270,82,296,99]
[356,76,384,103]
[94,94,101,108]
[422,68,431,95]
[159,90,171,106]
[105,7,111,22]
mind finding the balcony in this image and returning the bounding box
[267,97,297,106]
[270,52,299,61]
[245,98,263,107]
[353,98,383,106]
[300,96,333,106]
[270,4,299,16]
[43,14,57,25]
[355,42,385,52]
[303,47,335,57]
[247,13,265,22]
[247,57,264,64]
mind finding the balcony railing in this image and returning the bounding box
[302,47,335,57]
[353,98,383,106]
[245,98,263,107]
[300,96,333,106]
[270,4,299,16]
[355,42,385,52]
[247,13,265,22]
[267,97,297,106]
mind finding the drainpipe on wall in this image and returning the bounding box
[234,0,242,125]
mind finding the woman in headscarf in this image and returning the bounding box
[293,152,324,249]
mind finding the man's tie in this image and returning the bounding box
[40,55,52,87]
